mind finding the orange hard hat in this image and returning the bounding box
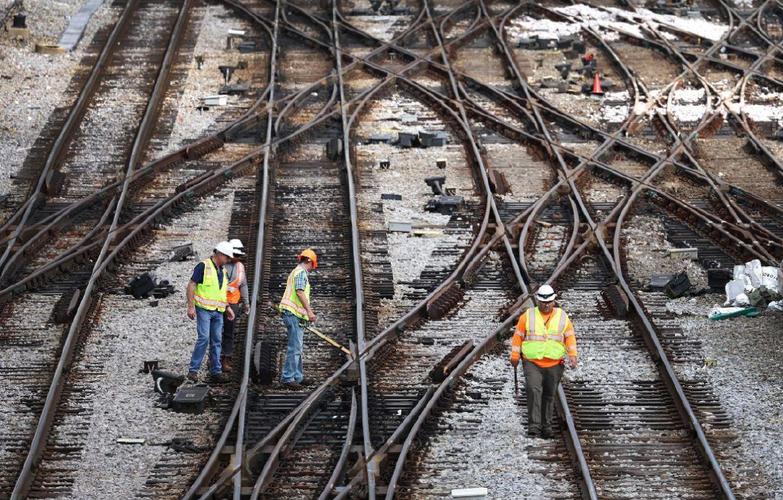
[298,248,318,269]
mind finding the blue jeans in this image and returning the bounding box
[281,310,304,383]
[189,307,223,374]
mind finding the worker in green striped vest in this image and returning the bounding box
[279,248,318,389]
[186,241,235,384]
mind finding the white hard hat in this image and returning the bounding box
[535,284,557,302]
[229,238,245,255]
[214,241,234,258]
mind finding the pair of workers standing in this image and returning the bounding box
[185,244,317,388]
[185,239,248,383]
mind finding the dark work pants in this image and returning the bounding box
[523,360,565,433]
[221,303,240,357]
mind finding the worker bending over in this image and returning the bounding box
[278,248,318,389]
[186,241,235,383]
[510,285,577,438]
[221,238,250,373]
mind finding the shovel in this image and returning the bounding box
[304,325,352,357]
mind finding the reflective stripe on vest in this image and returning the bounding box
[521,307,568,360]
[226,262,245,305]
[279,265,310,320]
[194,259,228,312]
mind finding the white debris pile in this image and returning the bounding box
[625,7,729,41]
[742,88,783,124]
[506,16,581,40]
[710,259,783,319]
[558,4,728,42]
[669,87,707,123]
[601,90,631,123]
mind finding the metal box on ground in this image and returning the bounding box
[170,385,209,414]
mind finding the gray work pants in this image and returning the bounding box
[522,360,565,432]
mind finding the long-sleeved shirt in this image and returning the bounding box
[225,261,249,306]
[511,307,577,368]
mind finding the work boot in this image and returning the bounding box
[221,356,233,373]
[208,372,230,384]
[299,377,314,386]
[186,371,198,383]
[541,429,553,439]
[527,428,539,438]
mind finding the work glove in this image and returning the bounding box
[510,357,519,368]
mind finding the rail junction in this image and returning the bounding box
[0,0,781,498]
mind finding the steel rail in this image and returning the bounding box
[0,0,141,276]
[329,3,375,498]
[194,1,776,496]
[181,1,279,497]
[373,3,596,495]
[488,5,737,497]
[9,1,193,496]
[532,1,782,258]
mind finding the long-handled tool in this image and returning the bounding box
[304,325,352,357]
[513,364,519,396]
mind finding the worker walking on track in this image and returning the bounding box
[221,238,250,373]
[510,285,578,438]
[279,248,318,389]
[186,241,235,383]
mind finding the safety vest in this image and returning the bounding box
[279,265,310,320]
[521,307,569,360]
[194,258,228,312]
[226,262,245,305]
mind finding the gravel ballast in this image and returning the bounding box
[0,0,119,199]
[65,180,245,498]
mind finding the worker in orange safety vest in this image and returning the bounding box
[220,238,250,373]
[510,284,577,438]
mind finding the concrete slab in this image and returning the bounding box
[58,0,104,51]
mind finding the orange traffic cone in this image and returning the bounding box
[591,72,604,95]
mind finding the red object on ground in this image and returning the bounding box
[582,53,594,63]
[591,72,603,95]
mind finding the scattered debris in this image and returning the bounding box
[388,221,412,233]
[451,487,488,498]
[169,242,195,262]
[202,94,227,106]
[170,385,209,414]
[116,437,146,445]
[151,370,185,395]
[708,306,760,320]
[664,271,692,298]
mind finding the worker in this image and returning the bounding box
[186,241,235,383]
[221,238,250,373]
[278,248,318,389]
[510,284,577,438]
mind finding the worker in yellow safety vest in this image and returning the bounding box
[279,248,318,389]
[186,241,235,384]
[510,284,578,438]
[219,238,250,373]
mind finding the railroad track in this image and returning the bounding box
[185,0,783,496]
[2,0,782,497]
